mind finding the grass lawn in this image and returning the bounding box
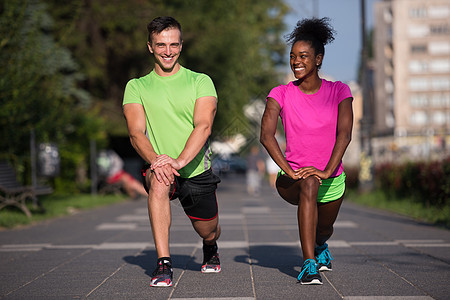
[346,188,450,229]
[0,193,129,229]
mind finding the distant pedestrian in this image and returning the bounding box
[246,145,265,196]
[260,18,353,285]
[122,16,221,287]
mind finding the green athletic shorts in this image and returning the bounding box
[277,170,346,203]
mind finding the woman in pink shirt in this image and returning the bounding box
[260,17,353,285]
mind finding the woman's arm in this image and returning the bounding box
[260,98,297,179]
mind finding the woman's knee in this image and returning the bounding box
[301,176,320,190]
[299,177,320,199]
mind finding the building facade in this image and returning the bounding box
[373,0,449,161]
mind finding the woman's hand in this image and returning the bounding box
[293,166,326,184]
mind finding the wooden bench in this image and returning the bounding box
[0,161,53,217]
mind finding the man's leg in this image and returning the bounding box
[192,218,221,273]
[145,171,172,259]
[191,218,221,245]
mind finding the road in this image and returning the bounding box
[0,174,449,299]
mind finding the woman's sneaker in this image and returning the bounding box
[201,242,221,273]
[297,259,322,285]
[315,243,333,271]
[150,258,173,287]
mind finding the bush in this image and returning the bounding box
[374,157,449,207]
[344,166,359,190]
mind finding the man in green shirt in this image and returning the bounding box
[123,16,221,287]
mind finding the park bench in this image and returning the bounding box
[0,161,53,217]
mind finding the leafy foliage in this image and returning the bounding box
[1,0,288,192]
[0,0,106,188]
[45,0,288,136]
[374,157,450,207]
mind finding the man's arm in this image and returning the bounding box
[123,103,179,185]
[151,96,217,170]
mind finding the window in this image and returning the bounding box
[385,111,395,128]
[430,60,450,73]
[432,112,446,125]
[410,94,428,107]
[410,111,428,125]
[388,95,394,108]
[408,25,429,38]
[430,24,449,35]
[429,6,450,19]
[431,77,450,91]
[411,44,427,53]
[431,93,450,107]
[429,42,450,55]
[409,60,428,73]
[409,7,427,18]
[383,7,393,23]
[384,44,393,58]
[385,78,394,93]
[409,78,429,91]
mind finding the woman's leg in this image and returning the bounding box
[316,197,344,246]
[276,175,320,260]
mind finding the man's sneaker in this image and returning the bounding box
[150,259,173,287]
[201,242,221,273]
[297,259,322,285]
[315,243,333,271]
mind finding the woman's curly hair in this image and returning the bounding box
[285,17,336,68]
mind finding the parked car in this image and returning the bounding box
[212,154,247,175]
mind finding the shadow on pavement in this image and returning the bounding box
[235,245,301,279]
[123,250,202,277]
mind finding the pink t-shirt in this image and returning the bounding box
[267,79,352,177]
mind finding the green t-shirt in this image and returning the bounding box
[123,66,217,178]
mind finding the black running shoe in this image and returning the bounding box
[150,259,173,287]
[201,242,221,273]
[297,259,322,285]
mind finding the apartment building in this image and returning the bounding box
[373,0,449,161]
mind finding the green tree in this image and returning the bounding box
[0,0,105,190]
[169,0,288,135]
[45,0,288,138]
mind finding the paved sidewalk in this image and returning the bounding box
[0,174,449,299]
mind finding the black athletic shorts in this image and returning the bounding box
[141,165,221,221]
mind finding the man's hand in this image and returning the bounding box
[151,154,183,171]
[151,163,180,186]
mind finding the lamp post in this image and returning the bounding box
[359,0,374,191]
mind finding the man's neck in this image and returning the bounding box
[154,63,181,77]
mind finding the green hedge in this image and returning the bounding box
[374,157,449,207]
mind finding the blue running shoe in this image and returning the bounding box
[150,259,173,287]
[297,259,322,285]
[315,243,333,271]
